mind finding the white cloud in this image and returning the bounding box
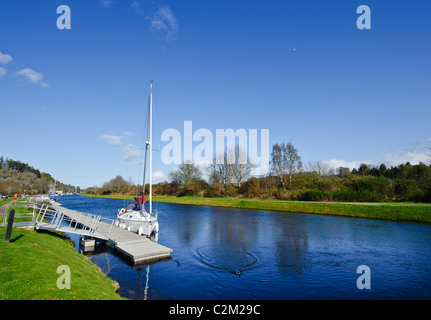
[405,138,431,149]
[153,171,166,181]
[0,67,6,79]
[123,144,142,161]
[101,0,114,8]
[131,159,145,166]
[130,1,143,15]
[321,158,374,170]
[251,165,271,177]
[383,150,429,166]
[102,132,144,162]
[0,51,12,64]
[14,68,49,87]
[320,138,431,171]
[101,134,124,145]
[382,138,431,166]
[147,6,179,42]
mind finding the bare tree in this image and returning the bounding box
[306,161,336,178]
[270,142,303,188]
[207,152,233,186]
[169,161,202,185]
[229,146,255,188]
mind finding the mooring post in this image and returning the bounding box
[4,209,15,243]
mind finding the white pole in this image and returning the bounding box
[149,82,153,215]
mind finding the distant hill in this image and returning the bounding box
[0,156,80,195]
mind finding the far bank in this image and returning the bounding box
[81,194,431,223]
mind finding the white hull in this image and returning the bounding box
[115,209,159,236]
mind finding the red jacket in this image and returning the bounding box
[134,193,146,204]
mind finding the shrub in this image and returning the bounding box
[223,184,238,197]
[301,188,329,201]
[332,187,359,202]
[177,179,208,197]
[349,176,391,195]
[273,189,302,201]
[239,177,261,198]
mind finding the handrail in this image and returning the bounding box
[31,203,117,240]
[4,199,120,241]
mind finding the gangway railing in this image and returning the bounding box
[1,198,36,227]
[32,203,116,240]
[1,201,116,241]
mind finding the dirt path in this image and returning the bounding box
[0,201,12,221]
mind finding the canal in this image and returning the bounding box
[58,195,431,300]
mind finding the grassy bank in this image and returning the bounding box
[0,226,125,300]
[83,194,431,223]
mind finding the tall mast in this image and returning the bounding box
[149,82,153,214]
[142,84,151,208]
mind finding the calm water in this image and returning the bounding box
[58,195,431,300]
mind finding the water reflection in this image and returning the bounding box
[273,213,309,278]
[58,195,431,300]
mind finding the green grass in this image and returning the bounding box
[0,197,14,207]
[0,227,125,300]
[4,205,34,223]
[83,194,431,223]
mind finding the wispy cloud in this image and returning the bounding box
[0,51,12,80]
[130,1,144,15]
[0,51,12,65]
[126,3,179,42]
[122,131,134,137]
[132,159,145,167]
[101,0,114,8]
[34,105,47,116]
[0,67,6,79]
[102,132,144,162]
[382,138,431,166]
[147,6,179,42]
[153,171,166,181]
[101,134,125,145]
[321,138,431,171]
[321,158,374,170]
[123,143,142,161]
[14,68,49,87]
[383,150,429,166]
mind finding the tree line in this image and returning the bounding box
[86,143,431,203]
[0,156,80,195]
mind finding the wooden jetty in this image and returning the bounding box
[33,202,172,264]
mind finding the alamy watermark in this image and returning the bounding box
[160,121,270,175]
[57,265,71,289]
[56,5,71,30]
[357,5,371,30]
[55,4,371,31]
[356,265,371,290]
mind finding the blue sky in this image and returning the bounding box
[1,0,430,189]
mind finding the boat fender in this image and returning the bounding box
[153,222,159,233]
[138,226,145,236]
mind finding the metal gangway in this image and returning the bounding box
[1,198,173,264]
[1,199,116,241]
[32,203,116,240]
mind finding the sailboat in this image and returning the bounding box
[49,180,58,202]
[114,82,159,237]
